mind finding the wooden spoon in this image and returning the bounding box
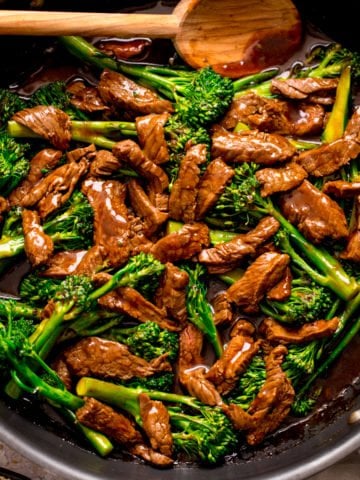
[0,0,302,77]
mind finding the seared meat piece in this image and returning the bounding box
[154,263,189,327]
[340,196,360,262]
[21,159,89,219]
[178,323,222,406]
[323,180,360,198]
[98,286,181,332]
[76,397,143,446]
[113,139,169,194]
[0,196,9,224]
[199,216,280,274]
[73,245,107,276]
[278,179,349,243]
[89,149,123,177]
[266,266,292,301]
[82,178,130,268]
[135,113,170,165]
[130,444,174,468]
[22,209,54,267]
[52,355,73,391]
[212,291,233,326]
[67,80,110,113]
[151,222,210,263]
[255,162,308,197]
[63,336,172,380]
[127,179,168,236]
[41,250,87,277]
[211,125,296,165]
[66,144,96,164]
[98,69,173,116]
[206,320,261,395]
[12,106,71,150]
[259,317,340,344]
[9,148,62,206]
[227,252,290,313]
[220,92,326,136]
[271,77,338,103]
[195,158,235,219]
[98,38,151,60]
[139,393,173,457]
[127,215,154,256]
[169,143,208,222]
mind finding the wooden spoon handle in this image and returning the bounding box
[0,10,179,37]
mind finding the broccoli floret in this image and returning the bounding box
[303,43,360,80]
[108,321,179,362]
[19,273,63,306]
[0,89,27,132]
[0,134,30,196]
[122,372,175,393]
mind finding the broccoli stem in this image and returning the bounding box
[167,220,237,244]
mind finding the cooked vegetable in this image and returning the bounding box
[0,134,30,196]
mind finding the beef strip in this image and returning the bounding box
[12,106,71,150]
[255,162,308,197]
[169,143,208,222]
[198,216,280,274]
[127,214,154,255]
[195,158,235,219]
[98,286,181,332]
[151,222,210,263]
[178,323,222,406]
[20,159,89,219]
[66,144,96,164]
[135,113,170,165]
[63,336,172,380]
[139,393,173,457]
[266,266,292,301]
[67,80,110,113]
[129,444,174,468]
[98,69,173,116]
[73,245,107,276]
[81,178,130,268]
[127,179,168,236]
[271,77,338,102]
[212,291,233,326]
[227,252,290,313]
[52,355,73,391]
[220,92,326,136]
[98,38,151,60]
[211,125,296,165]
[340,195,360,262]
[278,179,349,243]
[41,250,87,277]
[22,209,54,267]
[89,149,122,177]
[323,180,360,198]
[259,317,340,344]
[9,148,62,206]
[113,139,169,195]
[206,320,261,395]
[154,263,189,327]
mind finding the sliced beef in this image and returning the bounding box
[98,38,151,60]
[266,266,292,301]
[12,106,71,150]
[271,77,338,103]
[52,355,73,391]
[195,158,235,219]
[169,143,208,222]
[82,178,130,268]
[67,80,110,113]
[89,149,123,177]
[259,317,340,344]
[151,222,210,263]
[154,263,189,327]
[206,320,261,395]
[63,336,172,380]
[129,444,174,468]
[22,209,54,267]
[41,250,87,277]
[198,216,280,274]
[340,195,360,262]
[212,291,233,326]
[20,160,89,219]
[127,214,154,256]
[139,393,173,457]
[278,179,349,243]
[227,252,290,313]
[323,180,360,198]
[74,245,107,276]
[66,144,96,164]
[255,162,308,197]
[98,286,181,332]
[211,125,296,165]
[135,113,170,165]
[98,69,173,116]
[220,92,326,136]
[127,179,168,236]
[9,148,62,206]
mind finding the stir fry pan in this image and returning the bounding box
[0,1,360,479]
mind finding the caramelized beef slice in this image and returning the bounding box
[135,113,170,165]
[98,69,173,116]
[169,143,208,222]
[127,214,154,256]
[212,291,233,326]
[211,125,296,165]
[22,209,54,267]
[271,77,338,102]
[323,180,360,198]
[154,263,189,327]
[255,162,308,197]
[195,157,235,219]
[98,39,151,60]
[41,250,87,278]
[67,80,110,113]
[198,216,280,274]
[82,178,130,268]
[278,179,349,243]
[227,252,290,313]
[151,222,210,263]
[12,106,71,150]
[73,245,107,276]
[139,393,173,457]
[89,150,123,177]
[259,317,340,344]
[129,444,174,468]
[63,336,172,380]
[266,266,292,301]
[9,148,62,206]
[66,144,96,164]
[340,195,360,262]
[52,355,73,391]
[127,179,168,236]
[98,286,180,332]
